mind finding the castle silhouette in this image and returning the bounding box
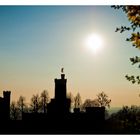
[22,72,105,121]
[47,73,71,115]
[0,71,105,133]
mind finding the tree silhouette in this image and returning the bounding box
[10,101,19,120]
[17,96,27,119]
[40,90,50,113]
[67,92,74,111]
[74,93,82,109]
[112,6,140,85]
[30,94,40,113]
[109,105,140,132]
[97,92,111,108]
[82,99,100,111]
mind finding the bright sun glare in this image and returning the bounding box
[85,33,103,53]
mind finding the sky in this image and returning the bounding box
[0,6,139,107]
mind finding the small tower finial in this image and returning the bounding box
[61,67,64,73]
[61,68,65,79]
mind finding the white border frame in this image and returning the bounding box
[0,0,140,5]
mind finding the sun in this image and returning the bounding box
[85,33,103,53]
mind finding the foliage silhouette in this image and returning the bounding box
[17,96,27,119]
[10,101,19,120]
[82,99,100,111]
[40,90,50,113]
[30,94,40,113]
[108,105,140,133]
[97,92,111,108]
[112,6,140,85]
[67,92,74,111]
[74,93,82,109]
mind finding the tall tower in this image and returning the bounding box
[3,91,11,120]
[0,91,11,120]
[55,73,67,101]
[47,69,71,115]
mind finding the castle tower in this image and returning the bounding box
[3,91,11,120]
[0,91,11,120]
[47,69,71,115]
[55,73,67,101]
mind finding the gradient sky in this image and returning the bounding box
[0,6,139,107]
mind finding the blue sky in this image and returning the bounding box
[0,6,139,107]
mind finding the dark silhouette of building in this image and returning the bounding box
[85,107,105,121]
[22,71,105,134]
[23,72,105,120]
[0,91,11,120]
[47,73,71,115]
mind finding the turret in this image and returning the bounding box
[3,91,11,120]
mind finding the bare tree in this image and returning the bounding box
[30,94,40,113]
[74,93,82,109]
[17,96,27,119]
[82,99,100,111]
[97,92,111,108]
[40,90,50,113]
[10,101,19,120]
[67,92,74,111]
